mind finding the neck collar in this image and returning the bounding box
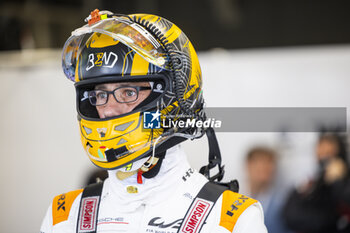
[106,145,190,211]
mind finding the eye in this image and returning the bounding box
[96,91,108,99]
[123,88,137,97]
[114,87,139,103]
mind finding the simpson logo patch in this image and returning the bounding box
[180,198,213,233]
[78,196,99,233]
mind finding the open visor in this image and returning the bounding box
[62,17,169,82]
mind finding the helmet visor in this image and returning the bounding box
[62,17,169,82]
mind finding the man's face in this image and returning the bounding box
[95,82,151,118]
[316,139,339,161]
[247,153,276,187]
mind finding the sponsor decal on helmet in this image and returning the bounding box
[97,128,107,138]
[180,198,212,233]
[86,52,118,71]
[78,197,99,233]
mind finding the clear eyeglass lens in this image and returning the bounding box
[88,87,139,106]
[95,90,109,105]
[88,90,107,106]
[115,87,138,103]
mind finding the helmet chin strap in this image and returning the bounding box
[116,135,163,183]
[144,135,162,168]
[199,127,225,182]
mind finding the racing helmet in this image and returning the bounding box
[62,10,205,170]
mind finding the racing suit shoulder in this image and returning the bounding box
[40,189,83,233]
[52,189,84,226]
[232,201,267,233]
[218,190,265,232]
[182,174,266,233]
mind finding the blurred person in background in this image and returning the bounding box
[283,132,350,233]
[245,146,292,233]
[40,9,267,233]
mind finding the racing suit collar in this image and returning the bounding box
[106,145,191,212]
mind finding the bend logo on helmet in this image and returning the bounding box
[86,52,118,71]
[143,111,161,129]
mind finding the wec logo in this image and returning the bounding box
[86,52,118,71]
[148,217,182,229]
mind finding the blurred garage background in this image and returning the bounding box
[1,1,350,232]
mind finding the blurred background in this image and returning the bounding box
[1,0,350,233]
[2,0,350,51]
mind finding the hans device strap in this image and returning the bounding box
[177,182,227,233]
[76,182,104,233]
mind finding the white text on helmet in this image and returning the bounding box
[86,52,118,71]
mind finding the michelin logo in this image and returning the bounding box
[143,110,161,129]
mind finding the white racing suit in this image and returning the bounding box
[40,146,267,233]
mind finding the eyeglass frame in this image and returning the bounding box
[87,85,152,106]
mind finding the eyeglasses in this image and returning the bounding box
[88,86,151,106]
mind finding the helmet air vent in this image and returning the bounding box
[114,121,134,131]
[83,126,93,135]
[117,138,128,145]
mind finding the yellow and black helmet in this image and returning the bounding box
[62,9,205,169]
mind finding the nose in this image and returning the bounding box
[97,94,132,118]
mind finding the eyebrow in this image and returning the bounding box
[95,83,130,90]
[95,82,150,90]
[94,84,108,89]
